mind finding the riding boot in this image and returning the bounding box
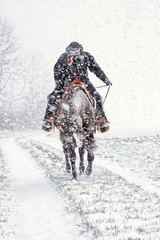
[42,109,56,132]
[97,108,110,133]
[42,121,53,132]
[99,108,109,123]
[43,104,57,121]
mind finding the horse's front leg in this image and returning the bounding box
[64,151,71,173]
[70,147,77,179]
[60,132,71,173]
[86,148,94,176]
[63,147,77,179]
[79,145,85,175]
[60,132,77,178]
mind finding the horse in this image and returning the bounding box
[54,79,97,179]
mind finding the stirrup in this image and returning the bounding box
[42,119,54,132]
[98,119,110,133]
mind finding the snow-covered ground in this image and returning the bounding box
[0,131,87,240]
[1,0,160,239]
[0,130,160,240]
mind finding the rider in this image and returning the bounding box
[42,41,112,133]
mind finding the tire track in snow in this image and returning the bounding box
[25,132,160,196]
[0,138,87,240]
[96,135,160,196]
[95,160,160,196]
[18,137,160,239]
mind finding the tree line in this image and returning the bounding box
[0,17,53,131]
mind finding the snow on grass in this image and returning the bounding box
[96,134,160,195]
[17,133,160,239]
[0,137,89,240]
[0,150,15,238]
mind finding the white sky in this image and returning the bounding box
[1,0,160,135]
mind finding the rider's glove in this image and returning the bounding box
[104,78,112,86]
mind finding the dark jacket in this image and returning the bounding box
[54,51,109,90]
[44,51,110,120]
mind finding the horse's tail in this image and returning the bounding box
[74,133,83,148]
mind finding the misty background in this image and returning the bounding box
[0,0,160,136]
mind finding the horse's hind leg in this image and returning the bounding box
[70,148,77,179]
[60,133,77,179]
[86,148,94,176]
[79,146,85,175]
[64,148,77,179]
[65,152,71,173]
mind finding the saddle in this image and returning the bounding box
[63,77,95,107]
[64,78,110,133]
[42,78,109,133]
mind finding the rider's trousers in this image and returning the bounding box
[43,79,109,123]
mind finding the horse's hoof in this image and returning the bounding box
[85,167,92,176]
[79,170,84,175]
[79,167,85,175]
[66,164,71,173]
[66,167,71,173]
[72,172,77,180]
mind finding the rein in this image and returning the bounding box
[102,85,110,106]
[96,85,107,89]
[96,84,111,106]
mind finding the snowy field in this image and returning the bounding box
[1,0,160,239]
[0,130,160,240]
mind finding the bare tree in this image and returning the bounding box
[0,17,22,101]
[0,50,52,130]
[20,53,52,129]
[0,17,52,130]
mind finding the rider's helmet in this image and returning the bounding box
[66,42,83,63]
[66,42,83,56]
